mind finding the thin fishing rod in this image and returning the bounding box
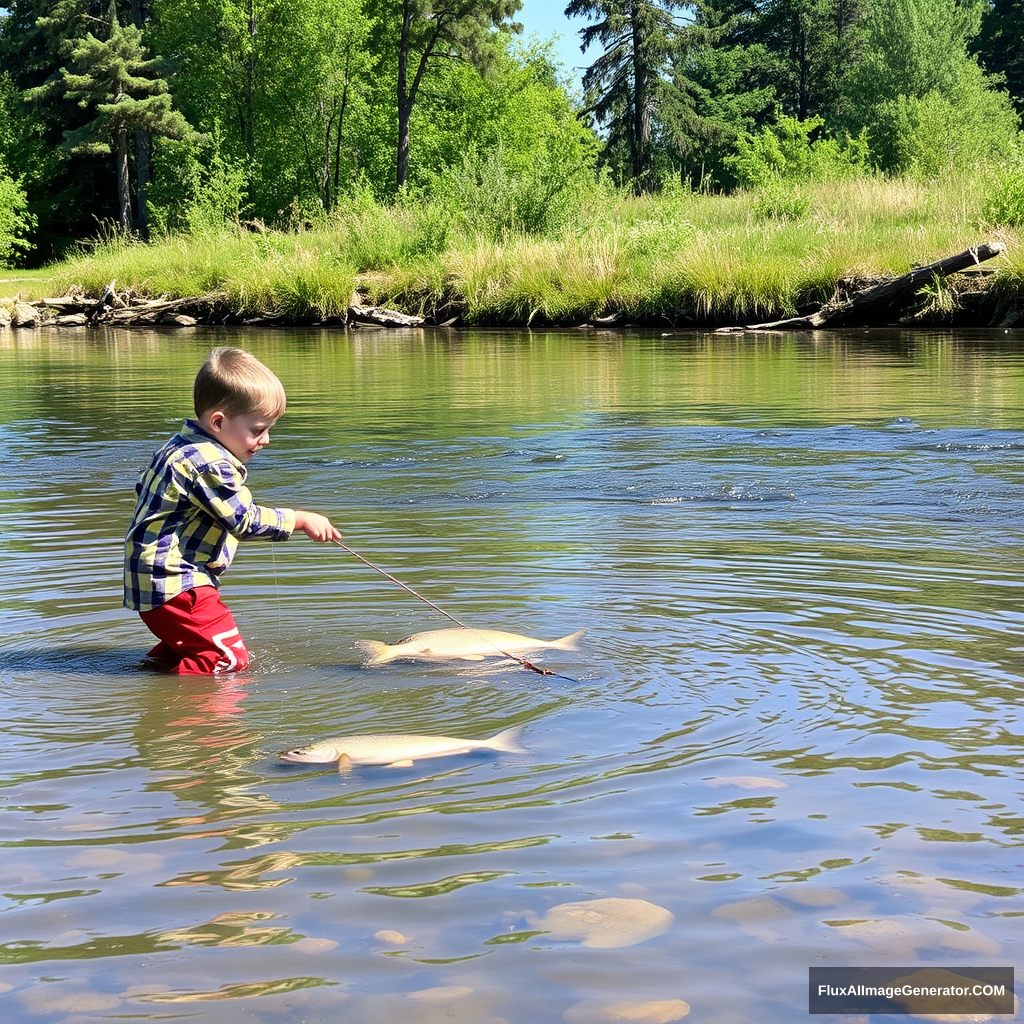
[333,540,573,680]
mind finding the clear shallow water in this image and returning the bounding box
[1,327,1023,1023]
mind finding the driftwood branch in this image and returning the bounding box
[719,241,1007,332]
[348,304,424,328]
[16,288,425,329]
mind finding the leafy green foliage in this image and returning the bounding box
[976,0,1024,115]
[368,0,523,188]
[841,0,1020,174]
[1,0,1024,262]
[0,158,35,265]
[729,114,869,187]
[984,149,1024,225]
[146,125,252,233]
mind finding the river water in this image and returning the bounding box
[1,327,1022,1023]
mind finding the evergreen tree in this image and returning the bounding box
[31,0,190,232]
[750,0,864,120]
[976,0,1024,115]
[0,0,115,257]
[565,0,694,193]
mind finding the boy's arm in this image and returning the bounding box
[190,459,295,540]
[294,510,343,543]
[191,460,341,543]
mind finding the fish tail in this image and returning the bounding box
[487,725,528,754]
[550,628,587,651]
[354,640,391,666]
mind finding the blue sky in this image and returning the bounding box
[516,0,588,84]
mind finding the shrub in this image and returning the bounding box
[984,156,1024,226]
[729,115,870,189]
[0,159,34,266]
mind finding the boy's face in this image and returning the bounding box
[201,410,277,463]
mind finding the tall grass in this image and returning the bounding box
[19,171,1019,326]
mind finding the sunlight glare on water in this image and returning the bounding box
[1,327,1023,1023]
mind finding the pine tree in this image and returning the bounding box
[41,0,190,232]
[566,0,693,193]
[975,0,1024,114]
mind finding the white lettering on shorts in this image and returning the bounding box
[211,627,244,673]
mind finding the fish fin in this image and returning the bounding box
[388,758,414,767]
[486,725,528,754]
[354,640,390,666]
[336,753,353,775]
[550,628,587,651]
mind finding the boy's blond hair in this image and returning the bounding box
[194,347,287,420]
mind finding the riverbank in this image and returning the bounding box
[4,175,1024,329]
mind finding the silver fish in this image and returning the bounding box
[279,725,527,766]
[354,627,586,666]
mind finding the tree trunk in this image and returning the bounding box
[630,11,653,194]
[116,127,132,231]
[396,1,413,189]
[395,0,442,191]
[134,128,150,238]
[245,0,257,159]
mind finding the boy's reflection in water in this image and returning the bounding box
[133,673,277,841]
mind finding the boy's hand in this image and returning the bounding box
[294,511,342,543]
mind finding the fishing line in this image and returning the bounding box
[333,539,579,681]
[270,541,283,631]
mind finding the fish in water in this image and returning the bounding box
[354,627,586,665]
[278,725,527,767]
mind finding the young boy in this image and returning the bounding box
[124,347,341,674]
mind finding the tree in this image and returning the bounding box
[975,0,1024,115]
[34,0,190,232]
[416,38,600,234]
[566,0,694,193]
[841,0,1020,173]
[370,0,523,190]
[152,0,381,219]
[0,0,115,258]
[274,0,372,212]
[746,0,865,120]
[0,158,35,265]
[661,40,776,188]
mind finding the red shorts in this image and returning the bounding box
[139,587,250,675]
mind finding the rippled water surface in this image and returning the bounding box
[2,327,1023,1023]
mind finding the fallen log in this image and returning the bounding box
[33,297,100,312]
[718,241,1006,332]
[348,304,424,328]
[103,294,226,324]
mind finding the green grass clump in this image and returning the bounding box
[12,170,1020,325]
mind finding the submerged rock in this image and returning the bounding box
[891,968,1018,1022]
[778,885,848,907]
[291,937,339,954]
[712,895,794,922]
[528,897,674,949]
[826,915,1000,958]
[564,998,690,1023]
[705,776,787,790]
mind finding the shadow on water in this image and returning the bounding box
[0,644,152,675]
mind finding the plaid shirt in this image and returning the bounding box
[124,420,296,611]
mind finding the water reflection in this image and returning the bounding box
[1,328,1023,1022]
